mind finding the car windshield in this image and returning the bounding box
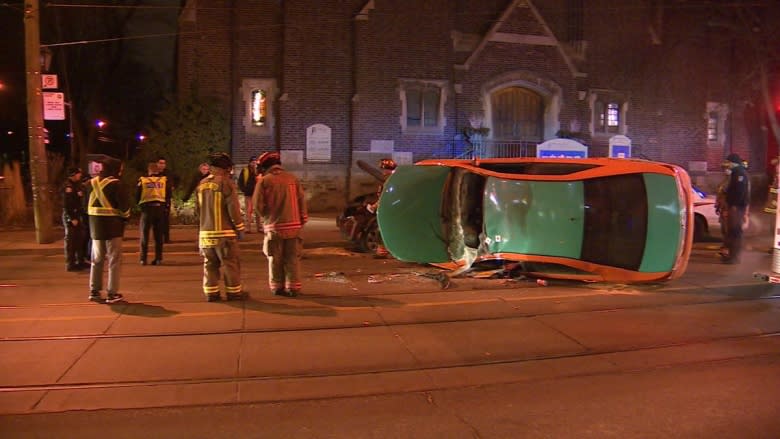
[581,174,648,269]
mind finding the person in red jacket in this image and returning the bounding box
[253,151,308,297]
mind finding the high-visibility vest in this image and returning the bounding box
[138,175,167,204]
[87,177,129,218]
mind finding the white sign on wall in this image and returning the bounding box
[43,92,65,120]
[370,139,394,153]
[306,124,331,162]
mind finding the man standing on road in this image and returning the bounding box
[722,153,750,264]
[137,161,171,266]
[85,155,131,303]
[62,166,89,271]
[196,153,247,302]
[254,151,308,297]
[238,156,259,233]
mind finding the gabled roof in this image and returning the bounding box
[458,0,583,78]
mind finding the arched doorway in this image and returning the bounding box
[491,87,544,142]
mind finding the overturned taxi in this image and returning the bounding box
[376,158,694,283]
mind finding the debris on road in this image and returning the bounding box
[412,271,451,289]
[314,272,350,283]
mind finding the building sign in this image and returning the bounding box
[306,123,331,162]
[536,138,588,158]
[370,139,394,154]
[609,135,632,158]
[43,92,65,120]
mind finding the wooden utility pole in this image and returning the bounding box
[24,0,55,243]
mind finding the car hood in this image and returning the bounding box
[377,165,451,263]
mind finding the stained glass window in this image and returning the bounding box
[252,89,266,127]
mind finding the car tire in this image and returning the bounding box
[360,218,380,253]
[694,214,708,242]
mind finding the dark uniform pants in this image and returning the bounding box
[63,214,88,266]
[263,234,303,292]
[724,205,746,262]
[200,238,242,297]
[140,203,165,262]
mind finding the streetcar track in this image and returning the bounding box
[1,330,778,394]
[1,292,778,342]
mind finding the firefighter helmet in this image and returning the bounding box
[379,158,397,171]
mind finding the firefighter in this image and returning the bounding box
[764,157,778,253]
[137,161,171,265]
[84,154,131,304]
[196,152,246,302]
[62,166,89,271]
[253,151,308,297]
[367,158,397,258]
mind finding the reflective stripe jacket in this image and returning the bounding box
[136,175,170,205]
[253,164,308,238]
[85,176,130,240]
[195,170,245,248]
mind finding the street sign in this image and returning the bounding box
[43,92,65,120]
[536,138,588,158]
[41,74,58,89]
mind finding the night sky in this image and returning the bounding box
[0,0,179,163]
[0,1,26,161]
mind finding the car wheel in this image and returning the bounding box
[694,214,708,242]
[360,219,380,253]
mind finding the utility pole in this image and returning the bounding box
[24,0,55,244]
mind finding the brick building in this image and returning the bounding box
[177,0,774,211]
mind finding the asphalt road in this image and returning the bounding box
[0,217,779,438]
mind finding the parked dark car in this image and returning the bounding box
[337,193,381,253]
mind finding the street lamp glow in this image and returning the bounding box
[96,120,106,129]
[137,134,146,141]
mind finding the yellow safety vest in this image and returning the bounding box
[88,177,129,218]
[138,175,167,204]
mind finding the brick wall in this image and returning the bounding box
[178,0,768,212]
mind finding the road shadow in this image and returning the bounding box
[139,260,201,267]
[107,302,180,317]
[302,294,404,308]
[223,297,338,317]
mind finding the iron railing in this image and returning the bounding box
[461,140,538,159]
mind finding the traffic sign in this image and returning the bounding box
[43,92,65,120]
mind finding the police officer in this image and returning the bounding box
[253,151,308,296]
[196,153,246,302]
[84,154,131,303]
[722,153,750,264]
[156,156,176,243]
[62,166,89,271]
[137,161,171,265]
